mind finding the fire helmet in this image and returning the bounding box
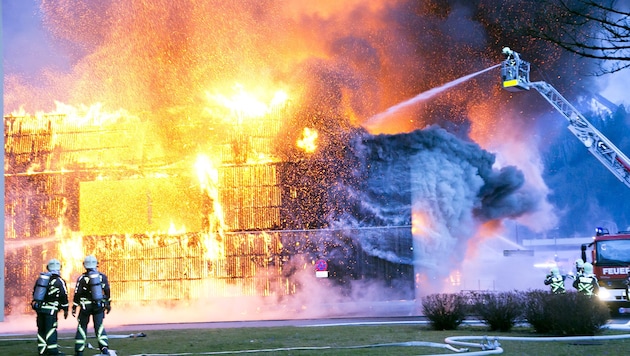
[575,259,584,269]
[550,266,560,276]
[47,259,61,272]
[83,255,98,269]
[583,262,594,275]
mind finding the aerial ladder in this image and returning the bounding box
[500,47,630,189]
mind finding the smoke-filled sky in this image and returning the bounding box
[3,0,630,314]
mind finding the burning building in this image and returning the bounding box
[3,91,416,315]
[3,1,563,319]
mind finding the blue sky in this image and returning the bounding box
[3,0,71,79]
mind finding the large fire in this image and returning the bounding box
[4,67,416,314]
[4,0,564,320]
[4,80,311,309]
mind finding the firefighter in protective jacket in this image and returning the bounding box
[574,258,585,278]
[32,258,69,355]
[544,266,566,294]
[72,255,111,356]
[573,262,599,297]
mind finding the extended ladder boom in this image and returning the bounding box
[501,47,630,188]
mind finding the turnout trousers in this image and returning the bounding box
[36,311,60,355]
[74,304,108,354]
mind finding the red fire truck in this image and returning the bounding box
[581,227,630,311]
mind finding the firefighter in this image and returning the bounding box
[574,258,585,277]
[72,255,111,356]
[32,258,69,356]
[573,262,599,297]
[544,266,566,294]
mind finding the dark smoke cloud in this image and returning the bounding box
[354,127,537,279]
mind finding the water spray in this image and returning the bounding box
[365,63,501,128]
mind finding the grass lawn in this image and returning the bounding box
[2,324,630,355]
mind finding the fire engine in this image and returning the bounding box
[580,227,630,307]
[501,47,630,309]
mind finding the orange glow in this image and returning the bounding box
[195,154,219,194]
[194,154,226,237]
[411,210,430,236]
[206,84,289,121]
[168,221,186,235]
[9,102,137,129]
[363,109,422,135]
[297,127,318,153]
[283,0,396,20]
[51,102,135,127]
[57,233,86,282]
[467,102,495,147]
[465,220,504,259]
[448,269,461,287]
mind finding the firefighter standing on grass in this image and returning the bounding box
[573,262,599,297]
[32,258,69,356]
[73,255,111,356]
[544,266,566,294]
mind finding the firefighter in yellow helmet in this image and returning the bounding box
[573,262,599,297]
[31,258,69,355]
[544,266,566,294]
[72,255,111,356]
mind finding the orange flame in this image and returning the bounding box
[465,220,503,260]
[411,210,431,236]
[195,154,220,195]
[194,154,227,259]
[168,221,186,235]
[50,102,136,127]
[57,232,87,282]
[296,127,318,153]
[448,269,461,287]
[205,84,289,122]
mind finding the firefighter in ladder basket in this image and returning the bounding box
[32,258,70,356]
[72,255,111,356]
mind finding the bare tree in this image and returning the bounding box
[531,0,630,74]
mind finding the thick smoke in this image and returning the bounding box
[340,126,538,291]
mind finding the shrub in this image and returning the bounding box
[421,293,467,330]
[524,289,610,336]
[471,291,524,332]
[523,289,554,334]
